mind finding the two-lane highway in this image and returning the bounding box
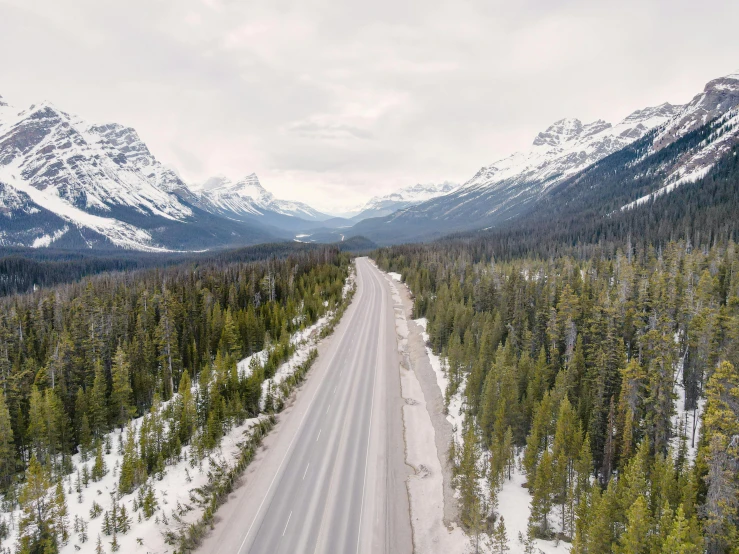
[197,258,411,554]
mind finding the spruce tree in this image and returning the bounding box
[661,505,701,554]
[119,427,146,494]
[110,346,135,429]
[0,392,15,489]
[18,455,54,552]
[51,480,69,545]
[90,361,108,438]
[458,423,482,530]
[92,441,107,482]
[701,361,739,553]
[615,494,651,554]
[529,450,554,537]
[488,516,510,554]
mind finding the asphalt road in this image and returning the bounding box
[197,257,412,554]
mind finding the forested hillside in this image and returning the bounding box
[0,241,339,297]
[0,247,350,552]
[376,236,739,553]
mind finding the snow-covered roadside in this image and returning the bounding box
[387,270,569,554]
[414,318,465,445]
[1,405,269,554]
[1,267,356,554]
[239,268,356,411]
[379,268,469,553]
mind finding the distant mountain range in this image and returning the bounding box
[1,70,739,251]
[347,70,739,244]
[334,182,458,220]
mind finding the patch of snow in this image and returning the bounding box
[31,226,69,248]
[2,405,268,554]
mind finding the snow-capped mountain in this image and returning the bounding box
[456,102,682,204]
[613,71,739,210]
[653,71,739,149]
[0,96,274,250]
[194,173,329,223]
[350,70,739,245]
[346,182,458,220]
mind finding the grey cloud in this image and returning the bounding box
[0,0,738,211]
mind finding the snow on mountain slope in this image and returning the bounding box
[616,71,739,211]
[351,181,458,219]
[653,71,739,149]
[195,173,329,222]
[87,122,194,198]
[350,103,683,240]
[0,97,195,250]
[621,105,739,211]
[459,102,682,199]
[350,70,739,246]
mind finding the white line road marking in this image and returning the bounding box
[316,429,321,441]
[303,463,310,480]
[333,386,336,395]
[282,511,292,536]
[326,404,331,414]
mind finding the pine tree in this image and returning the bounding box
[701,360,739,554]
[110,346,135,429]
[175,370,196,444]
[615,494,651,554]
[79,413,92,458]
[90,361,108,438]
[27,386,49,465]
[51,480,69,544]
[119,426,146,495]
[529,450,554,537]
[117,505,131,534]
[156,292,180,399]
[92,441,107,482]
[18,455,54,552]
[96,534,104,554]
[0,392,15,489]
[142,484,158,519]
[458,424,482,530]
[584,480,618,553]
[488,516,510,554]
[661,505,701,554]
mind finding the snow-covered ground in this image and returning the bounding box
[670,357,705,462]
[1,405,269,554]
[384,273,469,554]
[256,314,328,410]
[414,315,569,554]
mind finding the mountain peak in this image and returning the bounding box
[653,71,739,149]
[532,118,583,147]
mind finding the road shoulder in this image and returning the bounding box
[376,266,468,554]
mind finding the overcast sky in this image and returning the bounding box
[1,0,738,212]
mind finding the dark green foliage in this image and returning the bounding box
[375,231,739,551]
[0,246,349,488]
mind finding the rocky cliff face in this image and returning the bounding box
[653,72,739,149]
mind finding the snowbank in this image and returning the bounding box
[383,272,469,554]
